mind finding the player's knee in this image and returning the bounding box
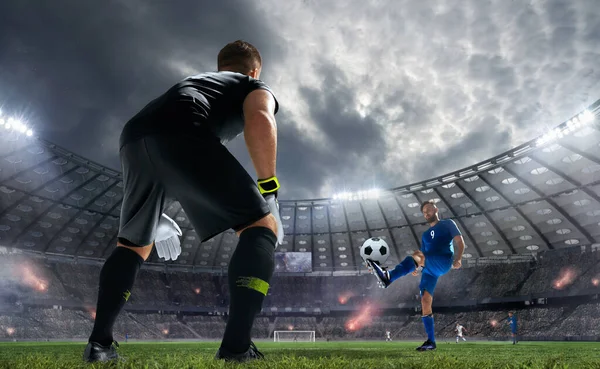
[421,291,433,313]
[237,213,277,237]
[117,240,153,261]
[421,293,432,305]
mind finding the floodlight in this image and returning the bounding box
[580,110,594,124]
[15,121,26,133]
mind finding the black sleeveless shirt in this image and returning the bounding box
[120,71,279,148]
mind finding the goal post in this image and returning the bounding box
[273,330,316,342]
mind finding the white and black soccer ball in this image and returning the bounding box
[360,237,390,265]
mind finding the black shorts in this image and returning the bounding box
[117,134,270,246]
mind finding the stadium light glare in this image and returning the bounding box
[535,108,596,148]
[0,109,35,138]
[580,110,594,124]
[333,188,381,201]
[556,129,564,139]
[570,118,581,129]
[15,121,27,133]
[553,128,562,139]
[537,130,556,146]
[564,119,576,134]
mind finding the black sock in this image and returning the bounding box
[221,227,276,353]
[89,247,143,346]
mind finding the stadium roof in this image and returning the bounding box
[0,101,599,272]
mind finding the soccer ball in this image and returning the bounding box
[360,237,390,265]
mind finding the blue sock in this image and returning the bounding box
[422,315,435,342]
[389,256,416,283]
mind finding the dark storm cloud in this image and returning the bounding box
[414,116,512,182]
[229,62,390,200]
[0,0,282,169]
[224,116,336,201]
[299,64,386,157]
[2,0,600,201]
[276,121,335,200]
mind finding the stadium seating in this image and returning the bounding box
[0,248,599,341]
[1,304,599,341]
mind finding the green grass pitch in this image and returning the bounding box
[0,341,599,369]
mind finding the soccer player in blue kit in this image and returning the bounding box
[506,312,518,344]
[368,200,466,351]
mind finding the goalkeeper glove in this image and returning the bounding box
[257,176,285,246]
[155,213,183,261]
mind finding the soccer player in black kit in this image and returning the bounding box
[83,40,283,363]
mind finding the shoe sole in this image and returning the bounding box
[367,260,390,287]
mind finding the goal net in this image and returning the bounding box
[273,330,316,342]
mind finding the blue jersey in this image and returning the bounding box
[420,219,461,257]
[508,316,517,329]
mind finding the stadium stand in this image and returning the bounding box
[0,100,599,341]
[0,249,599,341]
[0,100,599,273]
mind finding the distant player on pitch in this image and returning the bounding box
[506,312,518,344]
[367,200,466,351]
[385,330,392,342]
[455,323,467,343]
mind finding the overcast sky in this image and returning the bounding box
[1,0,599,200]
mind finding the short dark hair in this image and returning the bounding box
[217,40,262,73]
[420,200,436,212]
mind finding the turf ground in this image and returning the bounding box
[0,341,598,369]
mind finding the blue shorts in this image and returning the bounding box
[511,327,518,334]
[419,254,453,296]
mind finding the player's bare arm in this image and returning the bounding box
[452,235,465,269]
[240,88,284,244]
[243,89,278,179]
